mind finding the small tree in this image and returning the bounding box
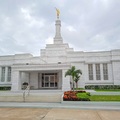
[65,66,82,91]
[74,74,80,89]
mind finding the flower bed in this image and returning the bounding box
[63,90,90,101]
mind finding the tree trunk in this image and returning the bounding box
[70,81,72,90]
[73,81,75,91]
[76,82,78,90]
[72,77,75,91]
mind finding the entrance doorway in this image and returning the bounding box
[42,73,58,88]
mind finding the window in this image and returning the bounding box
[103,63,108,80]
[95,64,101,80]
[1,67,5,82]
[88,64,93,80]
[7,67,11,82]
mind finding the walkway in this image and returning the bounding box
[0,107,120,120]
[0,102,120,110]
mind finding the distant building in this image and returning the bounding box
[0,16,120,91]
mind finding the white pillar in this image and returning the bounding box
[62,69,71,91]
[5,67,8,82]
[93,64,96,80]
[0,67,1,82]
[11,70,21,91]
[58,70,62,89]
[28,72,31,85]
[100,64,103,81]
[38,73,41,88]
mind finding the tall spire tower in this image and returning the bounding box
[54,8,63,44]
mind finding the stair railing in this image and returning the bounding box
[23,85,30,102]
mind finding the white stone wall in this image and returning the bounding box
[29,72,38,89]
[84,63,114,86]
[70,62,85,88]
[21,72,29,84]
[0,48,120,90]
[62,69,71,91]
[11,70,21,91]
[112,61,120,85]
[0,47,120,91]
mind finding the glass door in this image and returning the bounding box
[50,75,55,87]
[44,75,49,87]
[41,73,58,88]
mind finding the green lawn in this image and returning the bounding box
[76,92,120,101]
[90,95,120,101]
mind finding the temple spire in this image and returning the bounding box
[54,8,63,44]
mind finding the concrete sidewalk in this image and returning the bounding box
[0,102,120,110]
[0,108,120,120]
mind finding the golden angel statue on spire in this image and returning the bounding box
[55,8,60,18]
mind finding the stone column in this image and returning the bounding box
[5,67,8,82]
[93,64,96,80]
[100,64,103,81]
[0,67,1,82]
[62,69,71,91]
[58,70,62,89]
[38,73,41,89]
[11,70,21,91]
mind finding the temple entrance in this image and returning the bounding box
[21,71,62,90]
[41,73,58,88]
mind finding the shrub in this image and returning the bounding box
[22,82,29,90]
[22,82,28,85]
[64,91,78,101]
[85,85,120,90]
[0,87,11,90]
[63,90,90,101]
[86,92,91,96]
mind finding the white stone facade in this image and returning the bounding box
[0,18,120,91]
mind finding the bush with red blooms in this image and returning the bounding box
[63,90,90,101]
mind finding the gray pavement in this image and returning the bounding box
[0,101,120,111]
[0,107,120,120]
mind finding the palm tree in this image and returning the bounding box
[65,66,82,91]
[74,74,80,89]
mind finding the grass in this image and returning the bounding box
[76,93,120,101]
[77,93,89,99]
[90,95,120,101]
[76,91,120,101]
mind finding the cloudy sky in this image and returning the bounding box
[0,0,120,56]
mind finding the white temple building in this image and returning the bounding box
[0,14,120,91]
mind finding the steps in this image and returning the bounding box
[0,90,63,103]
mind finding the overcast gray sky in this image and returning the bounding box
[0,0,120,56]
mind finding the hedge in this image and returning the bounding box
[85,85,120,90]
[0,87,11,90]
